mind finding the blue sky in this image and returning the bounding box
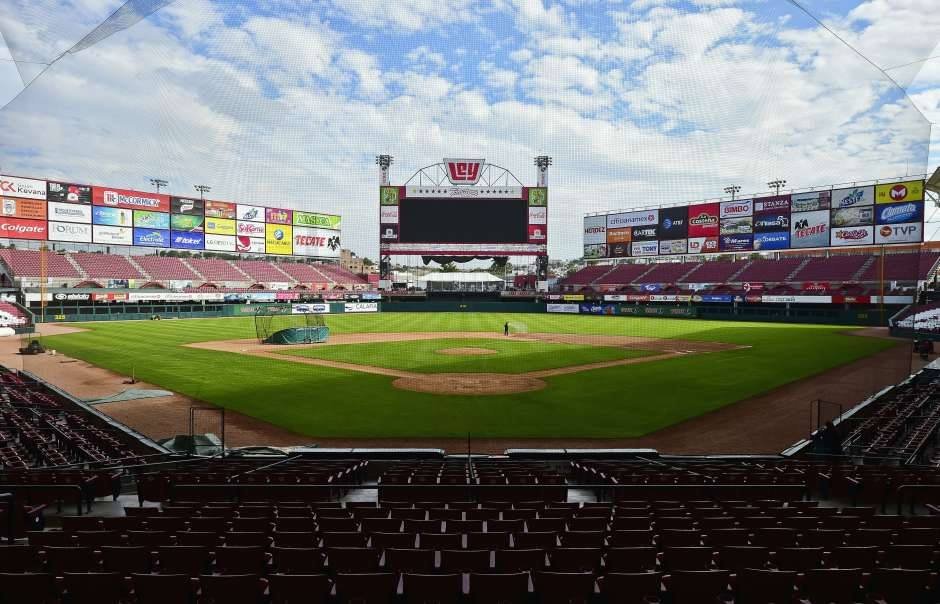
[0,0,938,260]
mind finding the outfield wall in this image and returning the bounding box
[35,301,374,322]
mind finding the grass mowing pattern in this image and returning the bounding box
[38,313,898,438]
[279,337,655,374]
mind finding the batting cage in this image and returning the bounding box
[254,305,330,345]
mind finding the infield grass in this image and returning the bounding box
[37,313,899,438]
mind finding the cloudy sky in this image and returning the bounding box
[0,0,938,260]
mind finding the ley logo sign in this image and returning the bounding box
[444,158,484,185]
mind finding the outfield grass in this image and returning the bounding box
[279,337,654,373]
[37,313,899,438]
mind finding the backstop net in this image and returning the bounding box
[254,305,328,345]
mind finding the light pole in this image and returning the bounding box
[149,178,168,194]
[194,184,211,201]
[768,179,787,195]
[724,185,741,201]
[376,155,394,186]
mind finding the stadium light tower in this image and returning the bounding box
[768,179,787,195]
[534,155,552,187]
[149,178,168,193]
[376,154,394,186]
[724,185,741,201]
[194,184,211,200]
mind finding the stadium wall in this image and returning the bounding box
[36,301,362,322]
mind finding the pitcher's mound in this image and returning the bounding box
[437,347,498,356]
[393,373,546,395]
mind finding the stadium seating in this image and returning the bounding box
[276,262,331,285]
[0,249,80,278]
[232,260,293,283]
[132,255,201,281]
[69,252,145,280]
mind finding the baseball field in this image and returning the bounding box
[33,312,899,441]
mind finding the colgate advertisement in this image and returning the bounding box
[687,203,720,237]
[0,217,47,240]
[93,186,170,212]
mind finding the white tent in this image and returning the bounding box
[418,272,504,292]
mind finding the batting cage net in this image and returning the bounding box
[254,305,329,345]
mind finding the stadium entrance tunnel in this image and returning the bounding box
[264,326,330,345]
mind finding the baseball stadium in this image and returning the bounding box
[1,1,940,602]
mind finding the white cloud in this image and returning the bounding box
[406,46,447,70]
[328,0,479,31]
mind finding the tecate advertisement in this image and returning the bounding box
[0,217,47,240]
[631,241,658,257]
[236,235,264,253]
[875,222,922,244]
[720,199,753,219]
[607,209,658,229]
[265,207,292,225]
[170,231,205,250]
[720,234,753,251]
[875,180,923,204]
[345,302,378,313]
[753,231,790,250]
[753,213,789,232]
[133,228,170,247]
[265,223,293,255]
[92,206,132,227]
[48,221,91,243]
[92,186,170,212]
[876,201,923,225]
[171,214,204,232]
[170,197,204,215]
[2,197,46,221]
[832,186,874,208]
[236,204,265,222]
[791,191,831,212]
[753,196,790,213]
[790,210,830,248]
[205,218,236,236]
[134,210,170,230]
[687,236,719,254]
[720,217,753,235]
[528,206,547,225]
[236,221,265,237]
[293,226,341,258]
[583,215,607,244]
[687,203,720,237]
[204,200,236,219]
[658,206,688,239]
[831,206,874,227]
[584,243,606,259]
[92,225,132,246]
[659,239,688,255]
[831,225,874,246]
[0,176,46,200]
[47,181,91,204]
[381,206,400,224]
[204,234,236,251]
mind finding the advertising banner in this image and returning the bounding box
[170,231,205,250]
[584,243,606,259]
[583,215,607,244]
[205,234,236,251]
[791,210,830,248]
[631,225,658,241]
[696,294,735,303]
[528,187,547,206]
[547,303,580,313]
[133,210,170,230]
[753,195,790,213]
[47,181,91,204]
[381,206,400,224]
[345,302,378,313]
[659,239,687,255]
[753,231,790,250]
[47,221,91,243]
[579,303,617,315]
[92,186,170,212]
[720,234,753,251]
[291,303,330,313]
[92,225,132,246]
[875,222,922,244]
[875,180,923,204]
[875,201,923,225]
[293,211,342,230]
[687,202,720,237]
[608,242,630,257]
[265,207,292,225]
[528,206,547,225]
[687,236,719,254]
[720,199,753,219]
[205,217,236,236]
[93,206,132,227]
[527,224,546,242]
[235,235,264,253]
[0,176,46,200]
[0,217,46,240]
[631,241,658,257]
[832,185,874,208]
[607,209,658,229]
[380,224,399,241]
[831,225,874,246]
[831,206,874,227]
[171,213,204,232]
[720,217,753,235]
[236,220,265,237]
[204,200,236,219]
[380,186,400,206]
[171,197,204,215]
[293,226,341,258]
[133,228,170,247]
[791,191,831,212]
[1,197,46,221]
[265,223,293,255]
[606,227,632,244]
[753,212,789,232]
[658,206,688,239]
[236,204,265,222]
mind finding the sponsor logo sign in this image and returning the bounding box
[832,185,874,208]
[265,223,293,255]
[720,217,753,235]
[528,206,547,225]
[527,224,546,242]
[631,225,658,241]
[720,234,753,251]
[381,206,399,224]
[631,240,658,257]
[0,176,46,200]
[133,210,170,230]
[583,215,607,244]
[171,197,204,215]
[659,206,688,238]
[53,292,90,301]
[204,233,236,251]
[444,158,484,184]
[293,226,341,258]
[876,201,923,225]
[831,225,874,246]
[547,303,580,313]
[133,227,170,247]
[236,204,265,222]
[528,187,547,206]
[93,186,169,212]
[743,282,764,292]
[659,239,687,255]
[607,209,658,229]
[875,222,922,244]
[753,195,790,213]
[753,231,790,250]
[48,221,91,243]
[606,227,632,244]
[696,294,735,303]
[293,211,342,230]
[204,200,236,219]
[687,202,720,237]
[171,213,204,232]
[47,181,90,204]
[790,210,830,248]
[791,190,831,212]
[345,302,379,313]
[753,213,789,232]
[584,243,606,259]
[236,221,265,236]
[235,235,264,253]
[171,231,205,250]
[380,186,400,206]
[0,217,47,240]
[93,206,132,227]
[380,224,399,241]
[687,236,719,254]
[205,217,236,236]
[608,242,630,257]
[292,303,329,314]
[265,207,292,224]
[720,199,753,219]
[875,180,923,204]
[831,206,874,227]
[1,197,46,221]
[92,225,132,245]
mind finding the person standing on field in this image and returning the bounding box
[504,322,509,336]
